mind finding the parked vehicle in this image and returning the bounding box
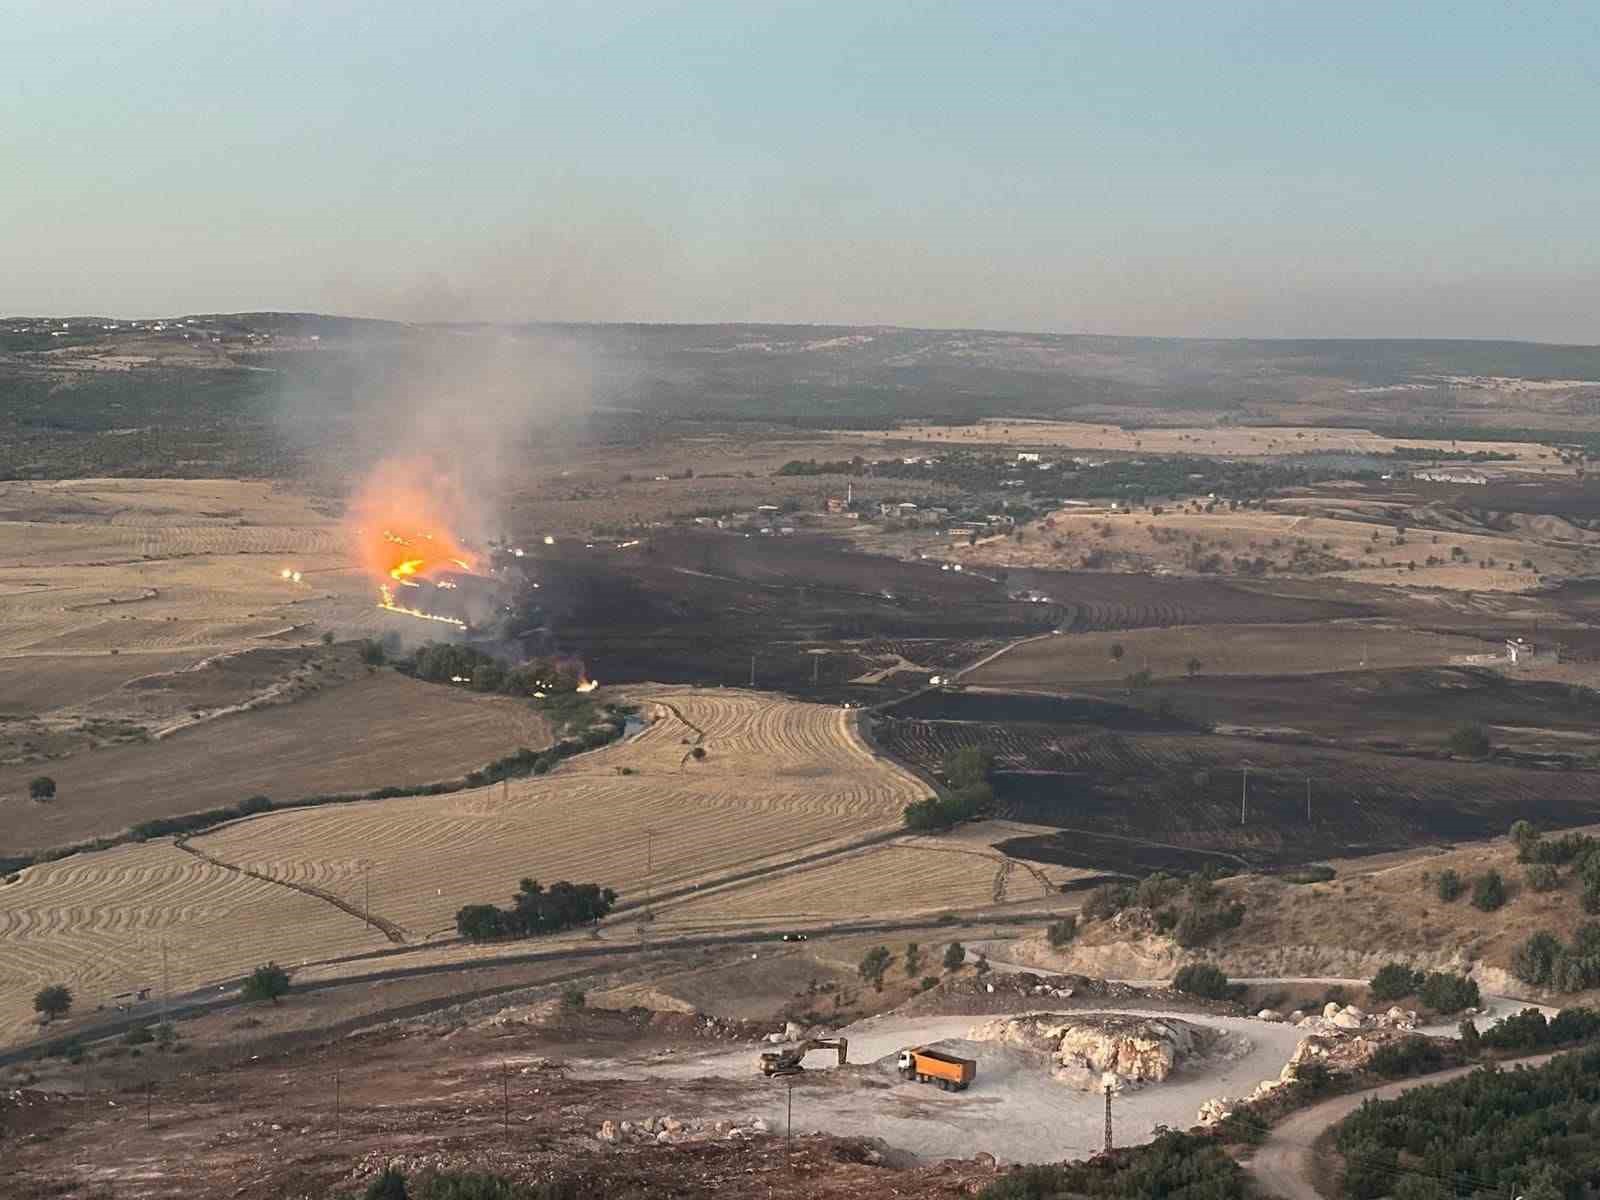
[897,1046,976,1091]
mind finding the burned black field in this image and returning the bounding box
[512,530,1600,872]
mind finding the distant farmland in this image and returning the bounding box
[0,673,552,853]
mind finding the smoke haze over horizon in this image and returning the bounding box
[3,2,1598,343]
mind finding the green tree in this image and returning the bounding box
[33,983,72,1022]
[365,1167,409,1200]
[321,631,335,646]
[28,776,56,802]
[1369,962,1425,1003]
[1109,642,1125,663]
[241,962,291,1004]
[1525,862,1561,892]
[1172,963,1232,999]
[943,941,967,972]
[858,945,893,992]
[1435,868,1464,903]
[1459,1017,1481,1055]
[1471,869,1507,912]
[1047,916,1077,947]
[1510,818,1541,861]
[904,942,923,977]
[1185,657,1203,677]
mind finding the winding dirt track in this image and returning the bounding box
[1247,1051,1560,1199]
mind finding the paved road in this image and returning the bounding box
[1248,1051,1560,1200]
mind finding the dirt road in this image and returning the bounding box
[1247,1051,1560,1200]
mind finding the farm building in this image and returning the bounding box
[1505,637,1560,667]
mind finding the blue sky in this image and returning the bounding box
[4,1,1597,339]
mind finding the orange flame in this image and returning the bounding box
[349,459,478,589]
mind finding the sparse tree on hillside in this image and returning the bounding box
[1185,657,1203,677]
[904,942,923,977]
[1436,869,1465,903]
[242,962,291,1005]
[1109,642,1125,663]
[1449,723,1491,758]
[29,776,55,802]
[1471,870,1507,912]
[858,945,893,992]
[33,983,71,1023]
[943,941,966,972]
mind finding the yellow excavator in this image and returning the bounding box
[758,1037,849,1077]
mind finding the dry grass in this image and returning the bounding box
[189,688,925,943]
[0,840,388,1044]
[0,671,551,852]
[836,419,1563,464]
[959,505,1583,593]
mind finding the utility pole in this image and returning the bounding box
[812,652,819,685]
[1240,766,1249,826]
[750,653,757,689]
[1103,1077,1114,1152]
[363,862,372,930]
[786,1077,794,1162]
[159,938,169,1028]
[1306,776,1312,823]
[503,1060,510,1141]
[334,1068,341,1136]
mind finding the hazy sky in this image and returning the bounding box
[4,1,1597,341]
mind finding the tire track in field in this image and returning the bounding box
[175,836,409,944]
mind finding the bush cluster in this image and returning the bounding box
[1368,964,1479,1013]
[1337,1044,1600,1200]
[977,1129,1246,1199]
[1477,1005,1600,1052]
[904,746,996,832]
[1368,1035,1449,1078]
[456,878,617,941]
[1510,924,1600,991]
[1172,963,1233,1000]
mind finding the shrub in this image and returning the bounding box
[1471,870,1507,912]
[1525,863,1561,892]
[1448,722,1491,757]
[1369,1035,1447,1078]
[235,794,272,817]
[1436,868,1464,902]
[1417,971,1480,1015]
[1282,864,1336,885]
[904,942,923,976]
[560,986,585,1011]
[241,962,290,1004]
[1369,962,1425,1003]
[942,941,966,971]
[1174,902,1245,949]
[919,976,940,992]
[858,946,893,991]
[1172,963,1231,999]
[29,776,56,802]
[1046,917,1077,948]
[1081,883,1133,921]
[1511,930,1565,986]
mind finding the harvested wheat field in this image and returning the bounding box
[648,822,1083,934]
[965,621,1488,688]
[0,672,552,852]
[189,689,927,944]
[838,419,1554,462]
[0,839,389,1044]
[0,478,382,663]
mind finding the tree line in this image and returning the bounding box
[455,878,618,941]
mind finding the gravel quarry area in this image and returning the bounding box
[566,1009,1308,1163]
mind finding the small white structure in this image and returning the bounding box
[1506,637,1559,667]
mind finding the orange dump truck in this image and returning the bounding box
[897,1046,977,1091]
